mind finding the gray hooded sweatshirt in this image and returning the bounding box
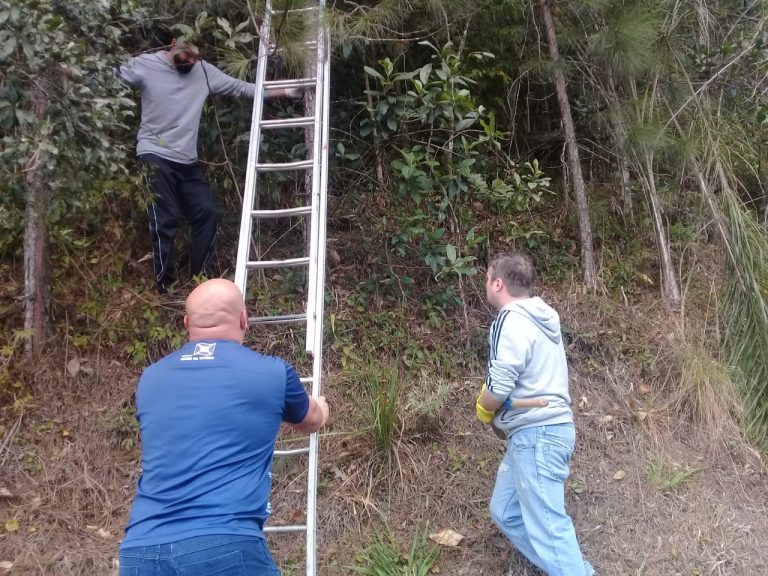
[486,297,573,437]
[119,52,256,164]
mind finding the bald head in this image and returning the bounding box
[184,279,248,342]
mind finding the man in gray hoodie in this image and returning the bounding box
[119,37,296,293]
[476,252,594,576]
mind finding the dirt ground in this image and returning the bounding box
[2,291,767,576]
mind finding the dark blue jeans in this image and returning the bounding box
[119,535,280,575]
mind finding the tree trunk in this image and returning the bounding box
[691,161,731,263]
[364,73,385,184]
[619,157,633,223]
[539,0,597,292]
[643,157,681,307]
[24,77,51,355]
[604,73,634,224]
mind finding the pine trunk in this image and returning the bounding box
[23,77,51,355]
[643,158,681,307]
[619,158,633,222]
[539,0,597,292]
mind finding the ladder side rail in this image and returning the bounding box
[304,8,328,356]
[313,23,332,362]
[305,17,331,576]
[234,6,273,292]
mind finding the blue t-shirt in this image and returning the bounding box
[121,339,309,548]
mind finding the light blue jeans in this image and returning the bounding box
[490,423,594,576]
[119,534,280,575]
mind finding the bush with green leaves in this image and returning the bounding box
[360,41,552,320]
[0,0,136,252]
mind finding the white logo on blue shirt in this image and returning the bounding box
[193,342,216,357]
[181,342,217,362]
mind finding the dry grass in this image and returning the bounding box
[670,336,742,445]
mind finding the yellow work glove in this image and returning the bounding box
[475,383,495,425]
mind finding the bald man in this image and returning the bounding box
[119,279,329,575]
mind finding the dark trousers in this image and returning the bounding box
[139,154,218,292]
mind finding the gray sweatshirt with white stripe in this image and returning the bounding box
[119,52,255,164]
[486,297,573,437]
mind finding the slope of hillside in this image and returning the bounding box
[1,260,767,575]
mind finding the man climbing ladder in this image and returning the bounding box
[119,35,299,293]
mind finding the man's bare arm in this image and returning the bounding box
[479,389,503,412]
[291,395,329,434]
[482,391,549,410]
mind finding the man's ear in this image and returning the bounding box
[183,315,189,330]
[240,309,248,331]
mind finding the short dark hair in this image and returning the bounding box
[488,252,535,297]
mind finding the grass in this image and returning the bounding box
[403,373,451,435]
[107,404,140,450]
[363,364,402,455]
[647,454,699,491]
[670,332,741,444]
[351,524,440,576]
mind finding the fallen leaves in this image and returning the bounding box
[613,470,627,481]
[4,519,19,532]
[66,358,94,378]
[0,561,13,572]
[288,509,306,524]
[429,528,464,547]
[569,479,586,494]
[66,357,80,378]
[86,525,113,539]
[329,465,349,483]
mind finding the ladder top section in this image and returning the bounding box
[271,5,320,14]
[251,206,312,218]
[261,116,316,129]
[269,40,318,51]
[248,313,307,324]
[256,159,313,172]
[264,78,317,90]
[246,256,310,269]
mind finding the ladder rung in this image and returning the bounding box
[264,78,316,90]
[256,159,313,172]
[274,447,310,456]
[246,256,309,269]
[271,6,320,14]
[299,377,313,385]
[248,313,306,324]
[264,525,307,534]
[261,116,316,129]
[269,41,318,51]
[251,206,311,218]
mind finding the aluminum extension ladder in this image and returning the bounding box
[233,1,330,574]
